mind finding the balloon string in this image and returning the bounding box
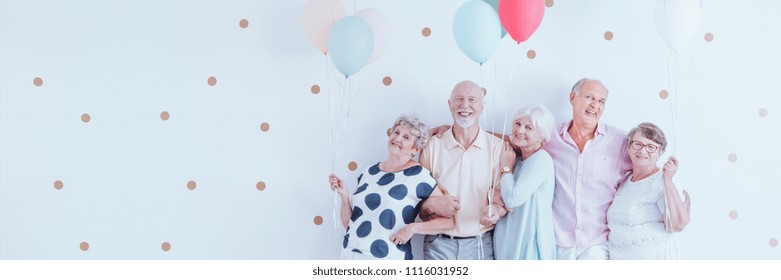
[326,55,344,240]
[479,63,494,219]
[673,52,679,155]
[326,55,336,174]
[665,51,676,156]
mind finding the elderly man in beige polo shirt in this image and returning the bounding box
[418,80,507,260]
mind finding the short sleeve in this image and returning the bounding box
[656,178,686,213]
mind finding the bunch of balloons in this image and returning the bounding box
[301,0,390,77]
[453,0,546,65]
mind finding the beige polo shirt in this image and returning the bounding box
[420,127,503,237]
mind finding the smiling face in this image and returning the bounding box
[627,133,662,169]
[511,116,543,152]
[387,124,420,159]
[448,81,484,129]
[570,80,607,129]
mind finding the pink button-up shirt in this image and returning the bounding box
[544,120,632,250]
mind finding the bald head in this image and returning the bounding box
[448,80,484,128]
[450,80,483,100]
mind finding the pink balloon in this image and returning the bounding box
[498,0,545,44]
[356,8,391,65]
[302,0,347,54]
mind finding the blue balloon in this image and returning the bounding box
[328,16,375,77]
[453,0,502,64]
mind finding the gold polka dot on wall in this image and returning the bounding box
[314,215,324,225]
[80,242,89,251]
[260,122,270,132]
[545,0,554,8]
[310,84,320,94]
[604,31,614,41]
[81,113,91,123]
[705,32,714,42]
[187,180,197,190]
[33,77,43,87]
[382,76,393,86]
[759,107,768,118]
[421,27,431,37]
[729,210,738,220]
[207,76,217,86]
[728,153,737,163]
[161,242,171,252]
[770,238,779,248]
[526,50,536,59]
[54,180,64,190]
[256,181,266,191]
[160,111,170,121]
[659,90,669,100]
[348,161,358,171]
[239,19,249,29]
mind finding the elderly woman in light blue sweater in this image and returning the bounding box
[494,104,557,260]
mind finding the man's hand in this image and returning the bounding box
[422,195,460,218]
[430,125,452,138]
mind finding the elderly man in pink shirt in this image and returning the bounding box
[544,78,632,260]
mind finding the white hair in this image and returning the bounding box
[513,104,556,145]
[391,114,431,149]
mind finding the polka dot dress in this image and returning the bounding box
[343,163,436,260]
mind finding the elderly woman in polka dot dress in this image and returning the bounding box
[607,122,691,259]
[329,115,454,260]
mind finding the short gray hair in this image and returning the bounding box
[572,78,609,96]
[512,104,556,145]
[627,122,667,153]
[390,114,430,149]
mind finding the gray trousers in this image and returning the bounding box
[423,232,494,260]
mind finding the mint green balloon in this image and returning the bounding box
[453,0,502,64]
[483,0,507,38]
[328,16,375,77]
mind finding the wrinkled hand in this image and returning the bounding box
[430,125,452,139]
[425,195,460,218]
[329,174,347,198]
[663,156,678,182]
[500,141,517,173]
[389,224,416,245]
[480,204,501,227]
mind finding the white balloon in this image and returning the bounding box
[302,0,347,54]
[356,8,391,65]
[655,0,701,52]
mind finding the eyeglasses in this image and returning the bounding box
[630,141,659,153]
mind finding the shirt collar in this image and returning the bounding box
[444,127,487,150]
[558,119,606,137]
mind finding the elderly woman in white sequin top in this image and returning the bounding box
[606,122,691,259]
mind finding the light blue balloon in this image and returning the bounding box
[328,16,375,77]
[482,0,507,38]
[453,0,502,64]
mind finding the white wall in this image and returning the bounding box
[1,0,779,259]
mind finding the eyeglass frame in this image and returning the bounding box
[629,140,660,153]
